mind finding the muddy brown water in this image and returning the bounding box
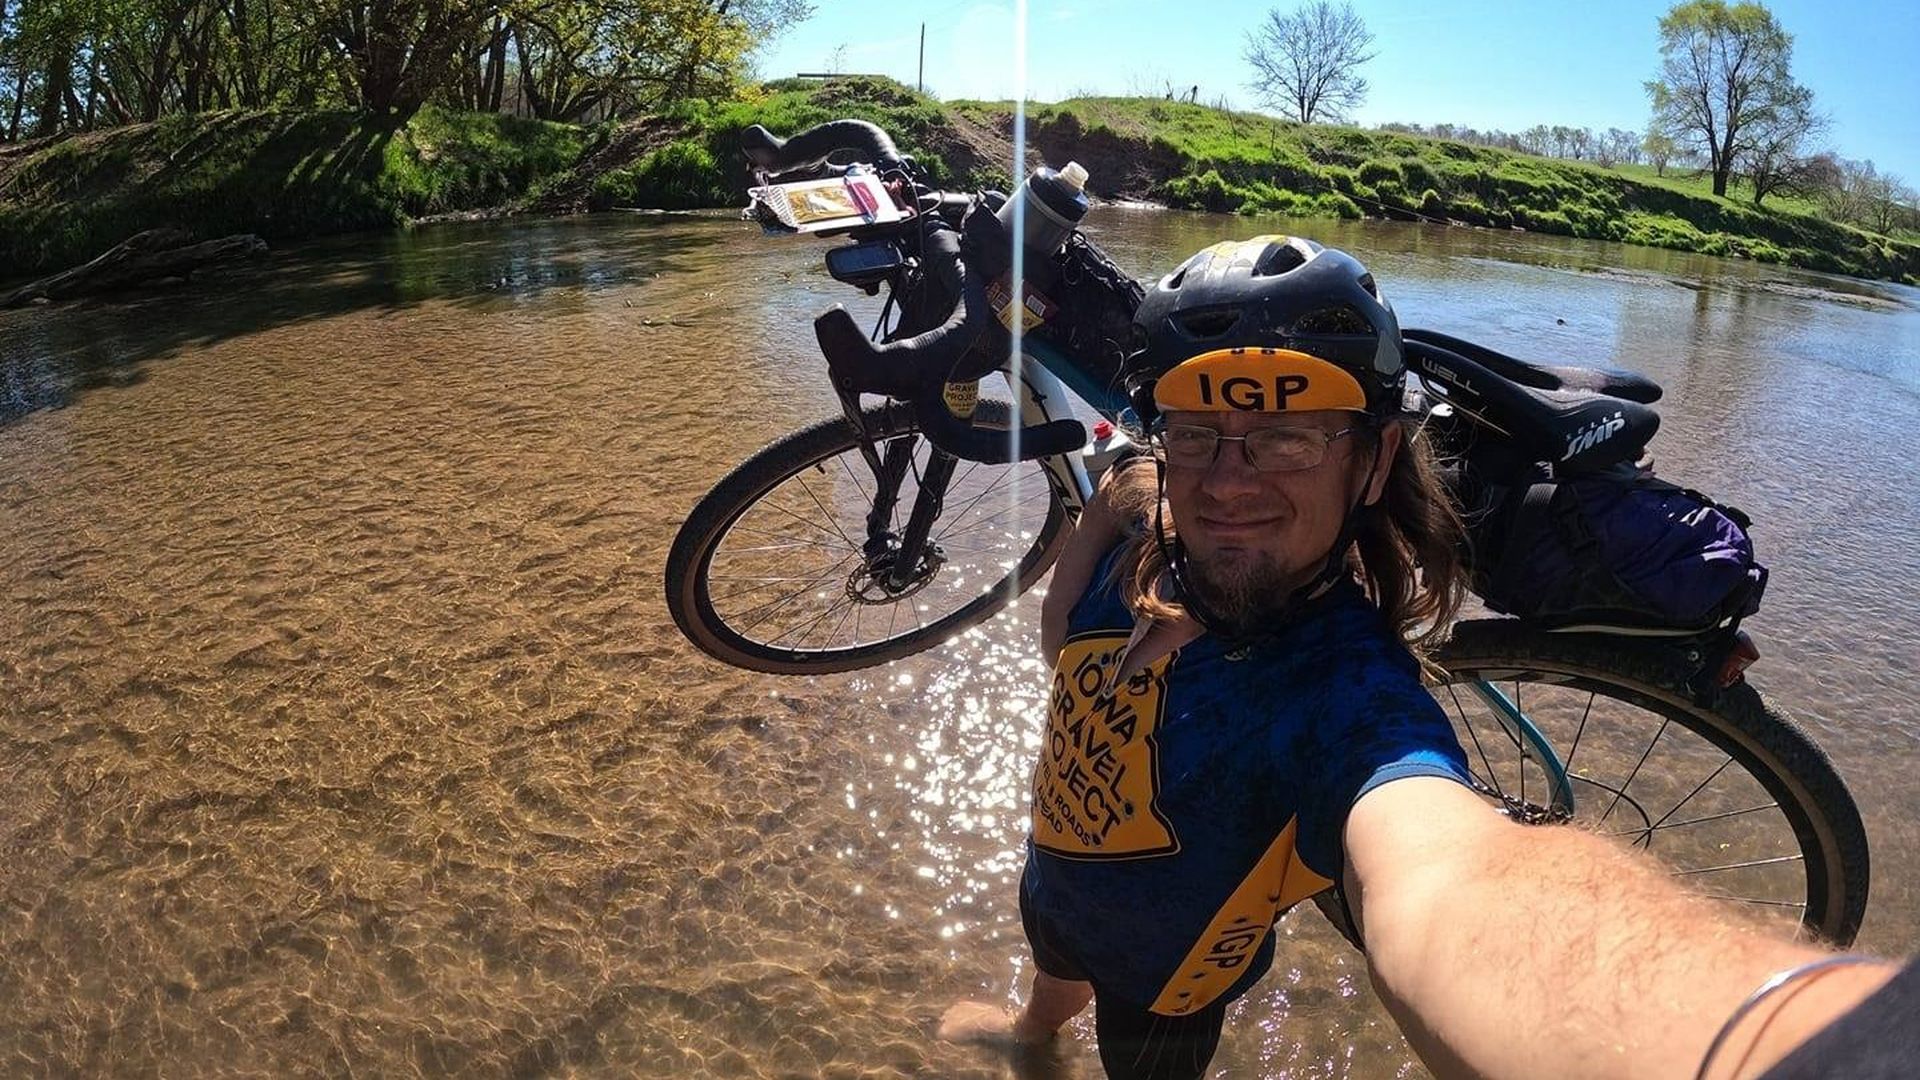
[3,209,1918,1078]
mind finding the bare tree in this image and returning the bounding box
[1243,0,1374,124]
[1743,82,1824,206]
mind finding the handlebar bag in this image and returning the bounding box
[1465,469,1768,632]
[1024,238,1145,405]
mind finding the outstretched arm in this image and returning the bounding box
[1343,777,1894,1080]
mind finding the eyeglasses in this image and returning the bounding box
[1157,422,1363,473]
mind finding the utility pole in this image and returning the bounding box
[918,23,925,94]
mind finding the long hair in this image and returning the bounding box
[1109,420,1469,662]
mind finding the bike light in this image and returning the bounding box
[1716,630,1761,687]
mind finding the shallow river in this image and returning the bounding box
[2,209,1917,1078]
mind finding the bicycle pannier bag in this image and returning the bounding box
[1468,470,1768,631]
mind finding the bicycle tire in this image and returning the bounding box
[666,400,1072,675]
[1431,619,1870,945]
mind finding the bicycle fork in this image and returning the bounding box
[838,387,960,593]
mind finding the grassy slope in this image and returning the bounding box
[1005,97,1918,283]
[3,80,1913,284]
[0,108,584,278]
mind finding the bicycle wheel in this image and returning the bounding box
[1430,619,1869,945]
[666,400,1072,675]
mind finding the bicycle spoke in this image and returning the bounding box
[818,595,861,650]
[765,595,858,649]
[1672,854,1804,877]
[943,492,1045,538]
[723,521,857,551]
[1423,639,1866,946]
[837,450,874,505]
[1604,802,1778,839]
[711,539,849,556]
[738,498,853,548]
[1447,684,1505,799]
[1599,718,1671,826]
[1515,680,1525,806]
[792,473,859,549]
[1642,757,1737,836]
[1692,893,1807,910]
[709,558,853,607]
[729,554,860,635]
[1564,692,1596,775]
[935,467,1022,542]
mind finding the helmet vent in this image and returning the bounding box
[1174,309,1242,339]
[1255,242,1310,277]
[1357,273,1379,297]
[1292,305,1373,335]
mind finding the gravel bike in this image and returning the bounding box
[662,119,1870,944]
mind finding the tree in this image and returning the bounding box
[1742,80,1823,206]
[1643,130,1678,175]
[1242,0,1374,124]
[1645,0,1813,198]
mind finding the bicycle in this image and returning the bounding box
[662,118,1870,945]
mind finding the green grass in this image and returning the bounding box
[993,97,1916,283]
[4,81,1914,285]
[1,107,585,279]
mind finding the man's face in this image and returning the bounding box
[1161,408,1397,623]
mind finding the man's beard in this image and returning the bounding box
[1183,546,1300,633]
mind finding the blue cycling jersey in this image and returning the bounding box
[1022,544,1472,1015]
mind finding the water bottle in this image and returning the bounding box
[996,162,1090,257]
[1080,419,1136,477]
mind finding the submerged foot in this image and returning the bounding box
[938,1000,1057,1047]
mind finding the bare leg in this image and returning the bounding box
[940,971,1095,1047]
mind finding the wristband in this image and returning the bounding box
[1693,954,1882,1080]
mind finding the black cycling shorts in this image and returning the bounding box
[1021,884,1230,1080]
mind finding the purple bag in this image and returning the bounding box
[1471,472,1768,631]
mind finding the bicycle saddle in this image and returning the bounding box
[1404,329,1663,403]
[1404,335,1661,472]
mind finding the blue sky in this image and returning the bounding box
[755,0,1920,184]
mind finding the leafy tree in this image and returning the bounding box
[1645,0,1813,197]
[1642,129,1677,175]
[1242,0,1374,124]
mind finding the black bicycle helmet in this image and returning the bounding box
[1125,236,1404,427]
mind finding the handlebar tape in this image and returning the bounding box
[741,120,905,173]
[811,251,1086,465]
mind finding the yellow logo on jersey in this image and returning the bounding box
[1031,633,1178,859]
[1149,818,1333,1016]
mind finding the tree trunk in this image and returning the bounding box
[2,230,269,308]
[484,19,507,112]
[512,27,550,120]
[7,68,25,141]
[37,43,72,136]
[84,44,101,126]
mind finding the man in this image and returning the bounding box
[939,236,1901,1079]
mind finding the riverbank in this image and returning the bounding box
[4,78,1915,284]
